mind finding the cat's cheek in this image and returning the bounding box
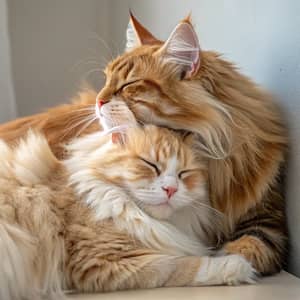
[129,103,168,127]
[182,174,204,191]
[130,104,154,123]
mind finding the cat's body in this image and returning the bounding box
[0,14,287,276]
[0,90,100,159]
[0,127,255,299]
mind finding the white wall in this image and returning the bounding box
[0,0,16,122]
[8,0,111,116]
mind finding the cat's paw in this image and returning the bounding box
[194,255,257,286]
[93,188,129,220]
[222,254,257,285]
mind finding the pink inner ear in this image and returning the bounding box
[112,132,121,144]
[112,132,127,145]
[160,22,201,77]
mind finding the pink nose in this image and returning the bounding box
[97,99,105,108]
[162,186,178,199]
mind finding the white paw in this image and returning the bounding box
[92,187,128,220]
[194,255,257,286]
[222,254,257,285]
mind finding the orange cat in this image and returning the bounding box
[0,14,287,275]
[95,14,288,275]
[0,124,255,299]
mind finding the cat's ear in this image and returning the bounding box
[126,12,159,51]
[111,132,126,145]
[111,126,129,145]
[158,18,201,79]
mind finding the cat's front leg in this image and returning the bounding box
[66,225,255,292]
[66,248,255,292]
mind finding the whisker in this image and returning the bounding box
[81,68,104,82]
[63,107,96,115]
[75,116,98,138]
[62,114,96,139]
[188,201,224,218]
[70,58,102,73]
[88,32,114,61]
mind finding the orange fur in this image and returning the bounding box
[0,89,99,158]
[223,235,281,275]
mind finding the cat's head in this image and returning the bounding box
[95,13,231,158]
[115,125,208,220]
[67,124,208,220]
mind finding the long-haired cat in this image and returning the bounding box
[0,124,255,299]
[0,14,287,275]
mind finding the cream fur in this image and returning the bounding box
[0,130,255,298]
[0,132,65,299]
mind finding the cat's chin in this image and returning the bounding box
[141,203,175,220]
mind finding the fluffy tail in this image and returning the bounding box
[0,130,58,185]
[0,131,65,299]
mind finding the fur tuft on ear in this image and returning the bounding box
[125,12,160,51]
[158,20,201,78]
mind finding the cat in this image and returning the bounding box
[0,13,287,276]
[0,123,255,300]
[0,90,100,159]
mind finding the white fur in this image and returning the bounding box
[194,255,256,286]
[114,201,207,256]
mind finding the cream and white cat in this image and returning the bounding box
[0,104,255,299]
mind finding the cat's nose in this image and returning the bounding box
[97,99,106,108]
[162,186,178,199]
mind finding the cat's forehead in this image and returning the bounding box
[105,45,160,75]
[139,132,189,167]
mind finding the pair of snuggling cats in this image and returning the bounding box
[0,14,287,299]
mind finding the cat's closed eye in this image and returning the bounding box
[178,169,198,179]
[139,157,161,176]
[116,79,142,95]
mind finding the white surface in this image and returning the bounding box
[66,272,300,300]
